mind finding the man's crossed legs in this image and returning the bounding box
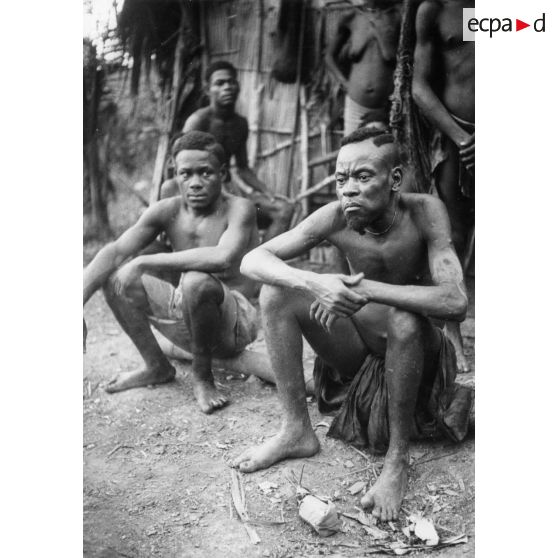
[233,284,441,521]
[103,270,253,413]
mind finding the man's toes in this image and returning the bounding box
[238,459,256,473]
[361,493,373,508]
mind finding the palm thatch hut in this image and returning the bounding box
[116,0,371,211]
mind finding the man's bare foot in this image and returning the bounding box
[444,321,470,373]
[361,452,408,522]
[192,380,229,414]
[105,364,176,393]
[232,426,320,472]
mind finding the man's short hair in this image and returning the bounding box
[205,60,237,83]
[171,130,226,166]
[340,127,402,166]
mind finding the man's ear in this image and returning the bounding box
[219,164,227,181]
[391,166,402,191]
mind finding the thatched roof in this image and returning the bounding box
[118,0,198,94]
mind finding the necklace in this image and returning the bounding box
[364,197,399,236]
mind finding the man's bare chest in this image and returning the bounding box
[165,214,228,251]
[335,229,428,284]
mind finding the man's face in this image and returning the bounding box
[335,139,399,232]
[208,69,239,108]
[175,149,224,210]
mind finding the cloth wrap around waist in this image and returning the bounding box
[313,327,473,454]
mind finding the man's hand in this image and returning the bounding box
[113,258,143,298]
[308,272,367,319]
[309,301,340,333]
[458,133,474,174]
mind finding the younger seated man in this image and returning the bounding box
[161,61,293,241]
[83,131,259,413]
[235,127,472,520]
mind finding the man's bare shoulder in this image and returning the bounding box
[403,193,450,236]
[416,0,442,29]
[224,194,257,219]
[302,201,346,237]
[184,107,212,131]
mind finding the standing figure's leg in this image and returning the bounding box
[361,308,441,521]
[103,272,176,393]
[233,284,368,472]
[179,271,231,414]
[435,148,471,373]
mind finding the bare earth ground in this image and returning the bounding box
[84,288,474,558]
[84,189,474,558]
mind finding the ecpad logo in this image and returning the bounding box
[462,9,546,40]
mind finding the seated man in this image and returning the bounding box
[83,131,259,414]
[234,127,472,520]
[161,60,293,242]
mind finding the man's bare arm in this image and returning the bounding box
[83,202,167,304]
[241,204,367,316]
[347,198,467,321]
[324,14,352,90]
[134,198,256,274]
[412,1,471,146]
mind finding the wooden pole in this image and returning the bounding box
[150,3,187,204]
[285,0,307,198]
[299,86,310,215]
[248,0,265,169]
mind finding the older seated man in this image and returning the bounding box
[234,127,472,520]
[83,131,259,413]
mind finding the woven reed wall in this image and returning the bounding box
[201,0,352,200]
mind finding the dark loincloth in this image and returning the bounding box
[313,328,473,454]
[430,114,475,198]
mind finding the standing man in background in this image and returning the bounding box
[412,0,475,372]
[161,61,294,242]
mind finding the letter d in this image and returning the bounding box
[534,13,545,32]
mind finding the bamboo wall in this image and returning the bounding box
[201,0,352,204]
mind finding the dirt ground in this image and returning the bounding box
[83,273,474,558]
[83,184,474,558]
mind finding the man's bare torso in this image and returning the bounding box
[343,10,399,107]
[326,194,432,346]
[426,0,475,120]
[186,107,247,165]
[159,194,258,296]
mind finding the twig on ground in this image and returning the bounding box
[106,443,133,458]
[329,464,374,481]
[230,469,261,544]
[349,445,371,462]
[413,449,461,467]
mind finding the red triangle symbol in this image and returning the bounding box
[516,19,530,31]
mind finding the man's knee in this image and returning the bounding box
[387,308,424,343]
[180,271,223,305]
[259,284,291,315]
[103,270,144,304]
